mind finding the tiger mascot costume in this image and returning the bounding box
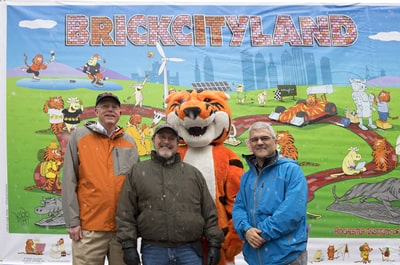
[166,89,244,265]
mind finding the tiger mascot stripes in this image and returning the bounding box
[166,89,244,265]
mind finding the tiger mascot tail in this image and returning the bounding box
[166,89,244,265]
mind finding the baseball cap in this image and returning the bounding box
[153,123,179,137]
[95,92,121,107]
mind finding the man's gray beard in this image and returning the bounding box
[158,149,173,159]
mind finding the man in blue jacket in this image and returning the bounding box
[232,121,308,265]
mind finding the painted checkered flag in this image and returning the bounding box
[274,89,281,101]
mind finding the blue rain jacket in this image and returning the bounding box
[232,153,308,265]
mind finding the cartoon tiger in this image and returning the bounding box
[25,141,63,194]
[372,137,390,171]
[276,130,298,160]
[39,96,65,134]
[166,89,244,265]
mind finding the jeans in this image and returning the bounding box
[141,243,203,265]
[286,250,308,265]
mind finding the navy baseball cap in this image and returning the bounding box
[95,92,121,106]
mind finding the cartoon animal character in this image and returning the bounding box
[224,123,241,146]
[236,84,246,104]
[24,239,43,255]
[313,249,324,262]
[37,96,65,134]
[62,97,83,133]
[22,51,55,80]
[151,110,166,128]
[372,137,390,171]
[34,197,63,218]
[57,238,67,257]
[125,75,148,107]
[330,146,366,177]
[332,178,400,217]
[372,90,396,129]
[166,89,244,265]
[34,197,65,227]
[379,247,390,261]
[257,90,267,106]
[25,141,63,194]
[349,78,376,130]
[82,54,108,87]
[125,114,153,156]
[358,242,373,263]
[49,238,67,258]
[345,108,359,124]
[327,245,336,260]
[275,130,298,160]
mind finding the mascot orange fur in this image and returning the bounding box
[166,89,244,265]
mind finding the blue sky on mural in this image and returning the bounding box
[6,4,400,89]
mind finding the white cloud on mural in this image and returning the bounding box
[369,31,400,41]
[19,19,57,29]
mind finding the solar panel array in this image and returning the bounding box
[192,81,232,92]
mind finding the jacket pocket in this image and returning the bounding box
[112,147,137,175]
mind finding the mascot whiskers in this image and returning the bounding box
[166,89,244,265]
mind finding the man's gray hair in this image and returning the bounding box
[248,121,276,139]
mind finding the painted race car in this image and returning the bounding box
[269,85,337,126]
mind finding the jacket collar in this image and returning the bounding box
[151,150,181,167]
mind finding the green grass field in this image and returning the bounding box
[6,76,400,237]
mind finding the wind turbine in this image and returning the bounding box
[156,42,185,107]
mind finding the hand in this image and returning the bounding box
[122,240,140,265]
[207,247,221,265]
[67,226,83,241]
[245,228,266,249]
[123,247,140,265]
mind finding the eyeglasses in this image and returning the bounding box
[97,104,120,110]
[249,136,274,143]
[157,134,178,142]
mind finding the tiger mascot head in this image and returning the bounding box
[165,90,232,147]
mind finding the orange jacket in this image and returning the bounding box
[62,121,139,231]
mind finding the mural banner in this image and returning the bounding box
[1,2,400,264]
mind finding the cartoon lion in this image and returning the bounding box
[166,89,244,265]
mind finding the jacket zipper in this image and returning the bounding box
[253,169,264,265]
[115,148,120,172]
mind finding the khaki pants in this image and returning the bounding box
[72,230,125,265]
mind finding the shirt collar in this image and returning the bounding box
[95,122,119,137]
